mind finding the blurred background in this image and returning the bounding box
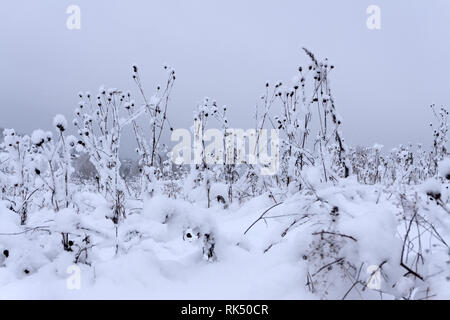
[1,0,449,155]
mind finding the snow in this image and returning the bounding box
[439,157,450,179]
[0,179,447,299]
[0,50,449,300]
[30,129,47,145]
[53,114,68,132]
[421,178,442,199]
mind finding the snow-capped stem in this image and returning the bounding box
[130,65,176,197]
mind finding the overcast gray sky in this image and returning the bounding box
[1,0,449,155]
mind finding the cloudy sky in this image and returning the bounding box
[1,0,449,154]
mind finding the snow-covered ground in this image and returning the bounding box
[0,52,449,300]
[0,177,448,300]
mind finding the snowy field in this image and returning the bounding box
[0,50,449,300]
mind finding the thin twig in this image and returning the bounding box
[312,231,357,242]
[244,202,284,235]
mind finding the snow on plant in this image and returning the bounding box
[429,104,449,175]
[128,64,176,197]
[188,97,222,208]
[74,88,129,225]
[438,155,450,181]
[252,48,349,198]
[0,50,448,299]
[1,129,36,224]
[0,123,80,260]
